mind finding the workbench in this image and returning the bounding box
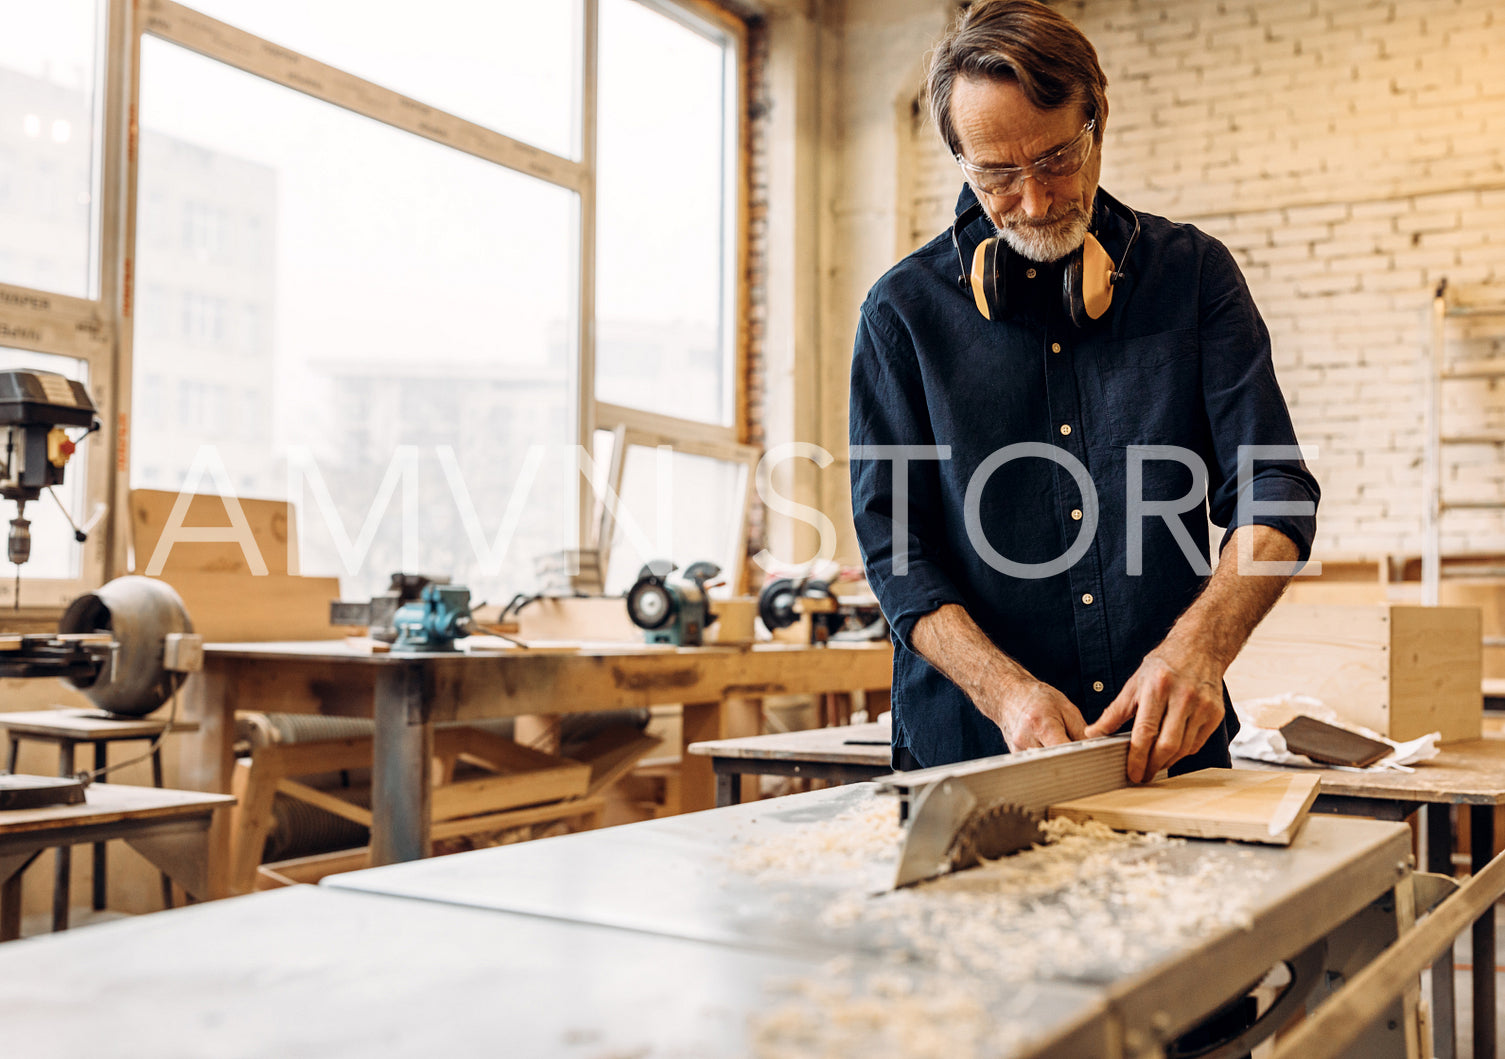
[687,718,893,805]
[177,639,892,865]
[0,782,1417,1056]
[1239,737,1505,1059]
[0,784,234,941]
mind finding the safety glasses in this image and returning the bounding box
[955,119,1097,198]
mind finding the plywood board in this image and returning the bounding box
[510,597,639,642]
[130,489,296,576]
[1047,769,1320,846]
[1225,603,1482,742]
[152,573,345,642]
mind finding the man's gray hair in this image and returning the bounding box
[925,0,1109,157]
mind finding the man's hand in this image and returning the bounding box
[984,675,1089,750]
[1084,645,1225,783]
[911,603,1088,751]
[1084,525,1301,783]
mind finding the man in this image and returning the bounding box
[849,0,1319,784]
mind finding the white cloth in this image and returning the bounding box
[1230,693,1440,773]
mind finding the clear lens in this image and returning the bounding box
[960,120,1095,198]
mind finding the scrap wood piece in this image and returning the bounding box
[1278,715,1392,768]
[1047,768,1320,845]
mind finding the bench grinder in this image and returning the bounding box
[626,560,721,646]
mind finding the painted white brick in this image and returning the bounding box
[893,0,1505,555]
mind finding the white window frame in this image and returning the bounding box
[2,0,747,606]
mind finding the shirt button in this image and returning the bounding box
[1051,342,1061,353]
[1070,508,1083,521]
[1059,424,1072,436]
[1081,593,1094,605]
[1093,680,1105,693]
[1025,268,1037,279]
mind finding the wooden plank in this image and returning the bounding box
[428,763,589,821]
[131,489,296,577]
[274,779,373,828]
[428,796,606,841]
[510,597,640,642]
[1049,769,1320,845]
[432,727,571,776]
[1390,604,1483,741]
[152,572,347,642]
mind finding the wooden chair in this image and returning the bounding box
[229,720,658,892]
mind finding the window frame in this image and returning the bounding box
[96,0,747,594]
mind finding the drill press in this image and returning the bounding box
[0,369,100,604]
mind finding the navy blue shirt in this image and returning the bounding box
[849,187,1319,771]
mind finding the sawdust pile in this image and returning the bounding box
[735,800,1269,1058]
[724,798,902,880]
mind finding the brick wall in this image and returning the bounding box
[907,0,1505,559]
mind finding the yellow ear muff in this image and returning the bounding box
[969,239,996,320]
[1080,231,1115,321]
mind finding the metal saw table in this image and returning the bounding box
[326,782,1419,1057]
[0,781,1420,1056]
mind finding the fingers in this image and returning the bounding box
[1144,684,1226,781]
[1036,713,1073,747]
[1061,702,1089,742]
[1083,686,1135,739]
[1127,690,1166,784]
[1144,700,1189,781]
[999,684,1089,750]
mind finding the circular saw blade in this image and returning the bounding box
[947,802,1045,872]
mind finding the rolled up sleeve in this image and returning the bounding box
[1197,242,1320,562]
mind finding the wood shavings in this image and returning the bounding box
[724,799,902,880]
[829,817,1269,983]
[735,802,1272,1057]
[751,961,1017,1059]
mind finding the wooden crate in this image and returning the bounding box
[1225,603,1482,743]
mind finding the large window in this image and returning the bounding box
[595,0,738,426]
[132,37,578,599]
[0,0,744,608]
[0,0,113,607]
[0,0,104,300]
[120,0,744,603]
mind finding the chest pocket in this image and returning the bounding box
[1093,329,1203,445]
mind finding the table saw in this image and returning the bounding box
[0,742,1424,1057]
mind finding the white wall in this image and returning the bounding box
[898,0,1505,560]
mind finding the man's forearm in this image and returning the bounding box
[911,604,1028,724]
[1160,524,1299,669]
[911,604,1088,747]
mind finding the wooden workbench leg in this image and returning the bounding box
[0,852,40,942]
[1426,805,1457,1059]
[370,664,432,866]
[179,666,240,903]
[679,702,720,814]
[1471,805,1496,1059]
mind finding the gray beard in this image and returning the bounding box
[995,208,1091,263]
